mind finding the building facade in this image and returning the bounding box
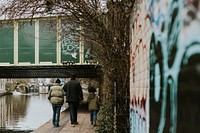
[0,17,93,66]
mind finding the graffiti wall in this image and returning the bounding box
[130,0,200,133]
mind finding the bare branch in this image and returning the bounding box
[0,0,134,132]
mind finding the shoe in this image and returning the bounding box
[74,122,79,125]
[93,121,96,126]
[54,125,59,128]
[71,124,75,127]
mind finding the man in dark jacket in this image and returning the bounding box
[63,74,83,127]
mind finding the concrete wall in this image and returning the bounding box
[130,0,200,133]
[0,79,6,92]
[0,79,12,94]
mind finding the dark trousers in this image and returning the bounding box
[52,105,62,127]
[68,102,79,124]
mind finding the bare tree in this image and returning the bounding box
[0,0,133,132]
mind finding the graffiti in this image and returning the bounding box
[148,0,200,133]
[60,22,91,60]
[61,36,79,59]
[61,22,80,59]
[147,0,183,132]
[130,0,200,133]
[130,0,151,132]
[84,48,91,58]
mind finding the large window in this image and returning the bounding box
[39,19,57,63]
[18,21,35,63]
[0,23,14,64]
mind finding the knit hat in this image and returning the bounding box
[55,79,61,84]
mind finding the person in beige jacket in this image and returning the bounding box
[48,79,64,128]
[87,86,99,126]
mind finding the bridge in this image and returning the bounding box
[0,65,102,78]
[0,17,102,78]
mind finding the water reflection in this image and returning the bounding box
[0,94,59,132]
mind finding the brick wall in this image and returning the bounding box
[130,0,200,132]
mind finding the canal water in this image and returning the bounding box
[0,93,67,133]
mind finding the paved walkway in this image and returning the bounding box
[60,113,95,133]
[31,103,95,133]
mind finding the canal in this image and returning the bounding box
[0,93,67,133]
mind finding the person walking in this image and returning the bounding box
[63,74,83,127]
[48,79,64,128]
[87,86,99,126]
